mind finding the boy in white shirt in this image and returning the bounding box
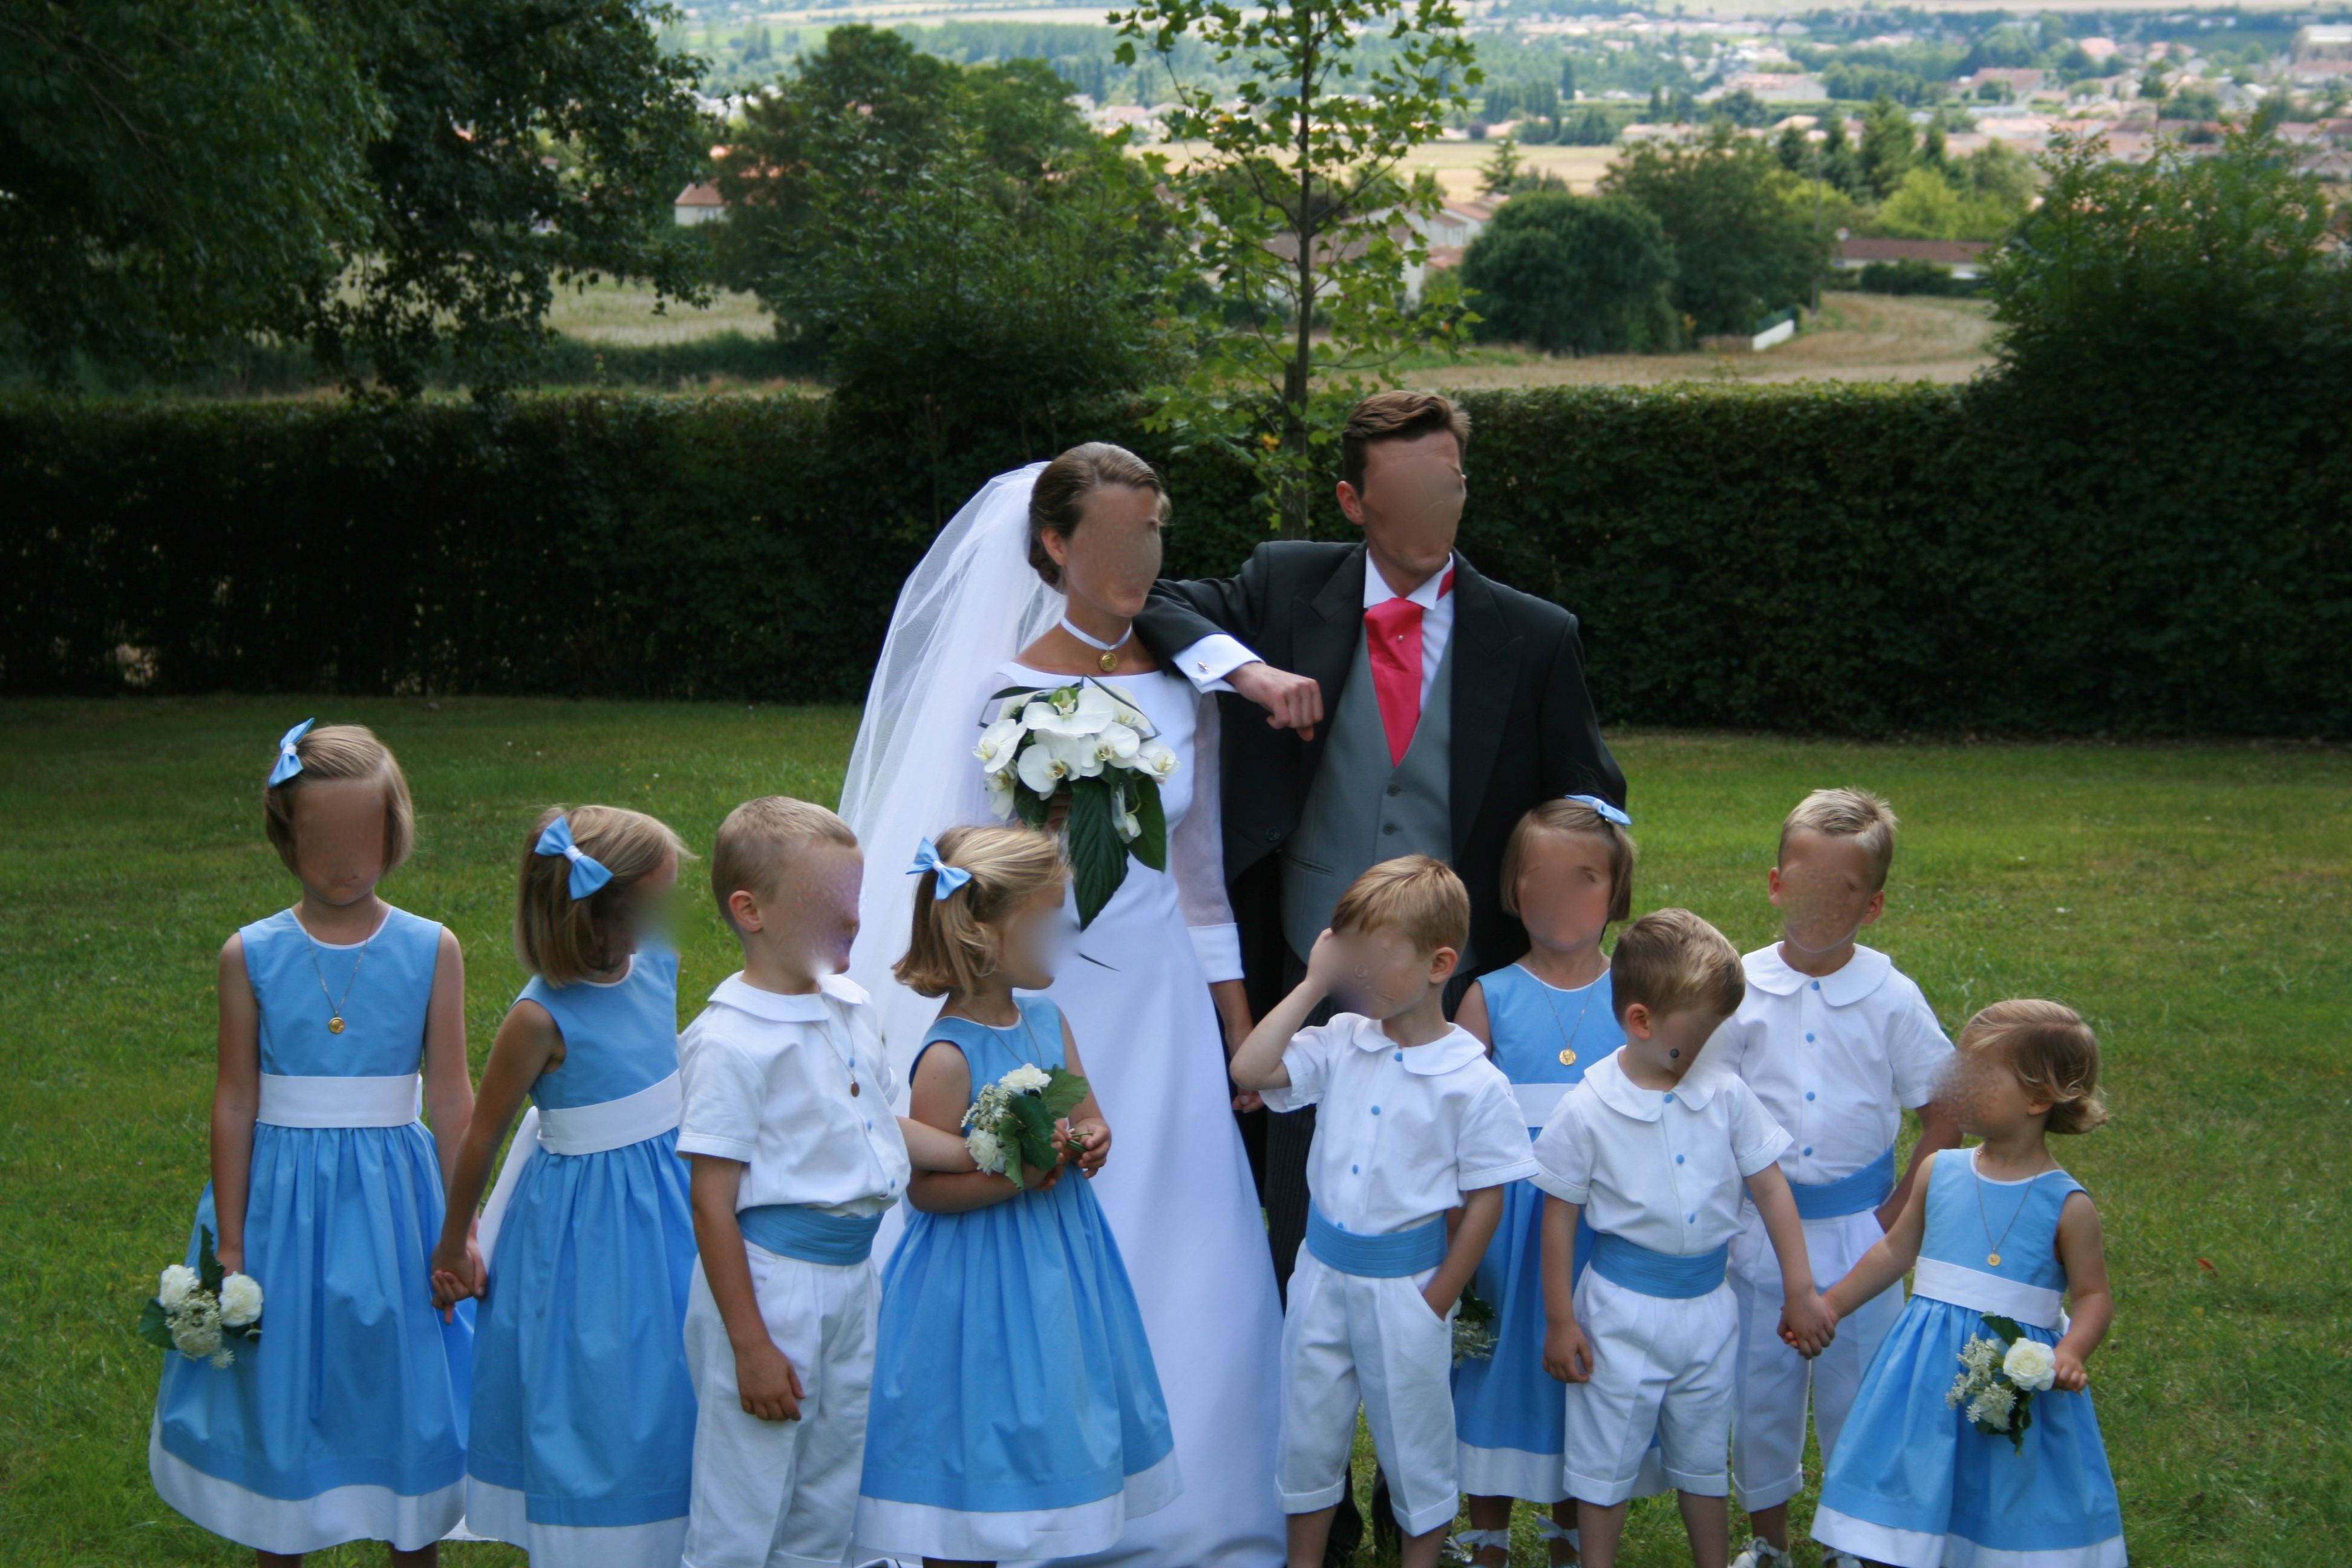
[675,797,964,1568]
[1710,789,1959,1568]
[1230,855,1537,1568]
[1534,909,1831,1568]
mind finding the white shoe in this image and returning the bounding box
[1730,1538,1788,1568]
[1820,1552,1866,1568]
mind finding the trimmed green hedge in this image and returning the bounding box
[5,381,2347,736]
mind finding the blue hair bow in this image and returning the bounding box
[267,719,315,786]
[535,815,614,900]
[908,837,972,899]
[1563,792,1632,827]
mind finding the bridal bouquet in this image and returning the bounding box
[974,679,1176,927]
[137,1228,263,1369]
[963,1062,1093,1190]
[1945,1315,2057,1451]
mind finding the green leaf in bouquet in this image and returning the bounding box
[1037,1067,1090,1124]
[1982,1315,2024,1347]
[197,1227,224,1295]
[2010,1393,2034,1452]
[1065,777,1129,929]
[1128,774,1168,872]
[1011,779,1051,829]
[1007,1091,1062,1172]
[136,1297,175,1351]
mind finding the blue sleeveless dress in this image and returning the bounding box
[467,948,697,1567]
[151,906,472,1553]
[855,998,1178,1560]
[1815,1149,2125,1568]
[1452,964,1616,1503]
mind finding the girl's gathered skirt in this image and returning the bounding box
[466,1129,699,1568]
[150,1123,472,1555]
[855,1170,1178,1561]
[1814,1296,2126,1568]
[1452,1177,1593,1502]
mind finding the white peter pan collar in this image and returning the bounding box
[1744,942,1893,1007]
[710,971,870,1023]
[1585,1048,1723,1121]
[1341,1016,1487,1076]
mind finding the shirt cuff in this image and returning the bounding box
[675,1131,754,1163]
[1736,1125,1796,1179]
[1459,1156,1541,1192]
[1188,921,1244,984]
[1259,1083,1315,1114]
[1530,1169,1589,1206]
[1171,633,1261,694]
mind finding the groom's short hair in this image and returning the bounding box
[1331,855,1470,957]
[1342,392,1471,492]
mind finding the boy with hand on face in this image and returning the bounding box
[1709,789,1960,1568]
[1229,856,1539,1568]
[675,797,970,1568]
[1534,910,1832,1568]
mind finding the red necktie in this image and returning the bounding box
[1363,569,1454,766]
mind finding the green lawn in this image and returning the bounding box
[4,696,2347,1566]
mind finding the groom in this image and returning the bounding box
[1135,391,1626,1293]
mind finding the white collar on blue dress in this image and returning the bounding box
[1743,942,1893,1007]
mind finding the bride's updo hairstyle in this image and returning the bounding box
[895,825,1068,998]
[1028,442,1172,589]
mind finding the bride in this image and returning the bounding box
[843,445,1286,1567]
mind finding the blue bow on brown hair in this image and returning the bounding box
[535,815,613,900]
[909,837,973,898]
[267,719,315,786]
[1563,792,1631,827]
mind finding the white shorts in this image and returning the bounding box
[1727,1204,1904,1513]
[1278,1251,1460,1538]
[682,1244,878,1568]
[1563,1263,1737,1506]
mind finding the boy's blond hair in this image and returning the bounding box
[1609,908,1745,1025]
[1330,855,1470,957]
[263,723,416,875]
[1962,999,2109,1135]
[711,796,858,930]
[1779,786,1900,890]
[1500,798,1636,926]
[515,805,688,986]
[893,825,1067,998]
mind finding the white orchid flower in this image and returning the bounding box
[984,769,1017,820]
[974,716,1025,769]
[1136,739,1180,779]
[1098,722,1142,762]
[1024,683,1117,737]
[1017,740,1071,796]
[1048,730,1106,778]
[1117,806,1143,841]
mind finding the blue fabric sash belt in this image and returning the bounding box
[1788,1144,1897,1221]
[1589,1230,1728,1299]
[1305,1203,1448,1278]
[737,1204,884,1266]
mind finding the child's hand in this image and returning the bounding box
[2052,1346,2091,1393]
[1022,1147,1068,1193]
[1779,1292,1838,1358]
[1421,1282,1459,1320]
[1063,1119,1110,1175]
[736,1338,805,1422]
[1543,1319,1595,1383]
[429,1237,482,1315]
[1302,928,1348,996]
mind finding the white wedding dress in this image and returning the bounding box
[843,467,1285,1568]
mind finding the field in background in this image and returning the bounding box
[3,696,2346,1566]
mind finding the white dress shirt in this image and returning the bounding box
[1263,1013,1537,1234]
[1169,554,1458,703]
[1532,1050,1791,1256]
[1704,944,1953,1187]
[676,972,912,1217]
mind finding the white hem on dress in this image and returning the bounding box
[149,1418,462,1554]
[852,1449,1180,1562]
[1455,1440,1569,1504]
[1811,1505,2128,1568]
[465,1477,688,1568]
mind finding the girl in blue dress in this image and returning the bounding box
[430,806,699,1567]
[1811,999,2123,1568]
[152,720,477,1564]
[855,825,1178,1565]
[1450,796,1633,1568]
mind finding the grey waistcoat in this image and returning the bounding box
[1280,629,1454,962]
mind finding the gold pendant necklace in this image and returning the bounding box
[1534,961,1604,1068]
[301,915,377,1036]
[1061,615,1131,675]
[1973,1152,2035,1267]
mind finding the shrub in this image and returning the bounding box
[1461,193,1679,354]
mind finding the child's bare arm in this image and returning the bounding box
[2051,1191,2112,1391]
[1454,979,1494,1049]
[1823,1149,1935,1319]
[419,927,474,1193]
[1539,1195,1593,1382]
[431,1001,561,1307]
[1232,929,1348,1090]
[1748,1165,1832,1354]
[1427,1184,1503,1316]
[210,936,260,1275]
[898,1117,979,1172]
[688,1155,804,1421]
[904,1043,1030,1212]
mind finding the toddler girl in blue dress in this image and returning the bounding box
[1451,796,1635,1568]
[855,825,1178,1565]
[1810,999,2124,1568]
[151,720,477,1564]
[430,806,699,1567]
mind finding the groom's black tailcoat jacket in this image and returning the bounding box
[1135,541,1625,996]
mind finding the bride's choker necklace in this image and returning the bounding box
[1061,616,1132,673]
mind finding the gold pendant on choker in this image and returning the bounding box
[1099,650,1118,672]
[328,1016,346,1034]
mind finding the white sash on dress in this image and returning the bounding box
[1911,1257,2068,1332]
[477,1073,683,1266]
[255,1073,422,1128]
